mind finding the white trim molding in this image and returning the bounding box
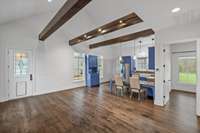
[0,97,8,103]
[154,41,164,106]
[196,39,200,116]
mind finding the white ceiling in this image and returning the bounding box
[0,0,200,40]
[0,0,66,24]
[86,0,200,30]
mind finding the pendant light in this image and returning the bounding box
[119,56,122,62]
[152,38,155,45]
[138,39,146,57]
[133,40,137,60]
[139,40,142,53]
[119,43,122,62]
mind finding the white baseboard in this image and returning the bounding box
[0,97,8,103]
[33,86,85,97]
[172,88,196,93]
[197,109,200,116]
[164,96,169,105]
[154,99,164,106]
[0,86,85,103]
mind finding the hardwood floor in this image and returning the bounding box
[0,85,200,133]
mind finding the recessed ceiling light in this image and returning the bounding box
[87,35,92,39]
[98,29,102,32]
[101,30,106,33]
[171,7,181,13]
[48,0,53,3]
[119,20,123,23]
[84,35,87,38]
[120,23,126,26]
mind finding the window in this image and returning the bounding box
[98,56,104,78]
[137,57,147,70]
[15,52,29,77]
[178,56,196,84]
[73,53,85,81]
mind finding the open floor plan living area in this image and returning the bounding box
[0,0,200,133]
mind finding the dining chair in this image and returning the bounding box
[129,75,146,101]
[114,74,125,96]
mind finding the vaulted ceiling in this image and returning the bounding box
[0,0,200,46]
[0,0,59,24]
[1,0,200,26]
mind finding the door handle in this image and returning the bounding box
[30,74,33,81]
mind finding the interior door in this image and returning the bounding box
[8,49,33,100]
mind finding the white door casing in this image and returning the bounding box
[196,39,200,116]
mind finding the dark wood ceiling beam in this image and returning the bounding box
[89,29,154,49]
[39,0,92,41]
[69,12,143,45]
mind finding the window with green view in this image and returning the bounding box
[178,56,196,85]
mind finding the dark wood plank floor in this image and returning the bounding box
[0,84,200,133]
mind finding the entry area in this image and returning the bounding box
[8,49,34,100]
[0,84,199,133]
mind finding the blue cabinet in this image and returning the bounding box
[141,84,155,99]
[88,73,100,87]
[85,55,100,87]
[148,47,155,70]
[147,86,155,99]
[88,55,98,68]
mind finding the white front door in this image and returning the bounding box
[8,49,33,100]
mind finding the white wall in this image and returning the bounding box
[156,22,200,115]
[0,12,114,102]
[0,44,5,102]
[171,41,196,53]
[163,44,171,104]
[156,21,200,44]
[171,41,197,93]
[154,39,165,106]
[154,43,171,106]
[111,38,155,74]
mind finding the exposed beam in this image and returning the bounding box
[69,12,143,46]
[39,0,92,41]
[89,29,154,49]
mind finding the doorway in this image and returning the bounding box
[8,49,34,100]
[162,40,200,116]
[169,41,197,115]
[171,50,196,93]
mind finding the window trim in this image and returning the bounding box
[73,52,85,82]
[98,56,104,79]
[178,56,197,85]
[136,57,147,70]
